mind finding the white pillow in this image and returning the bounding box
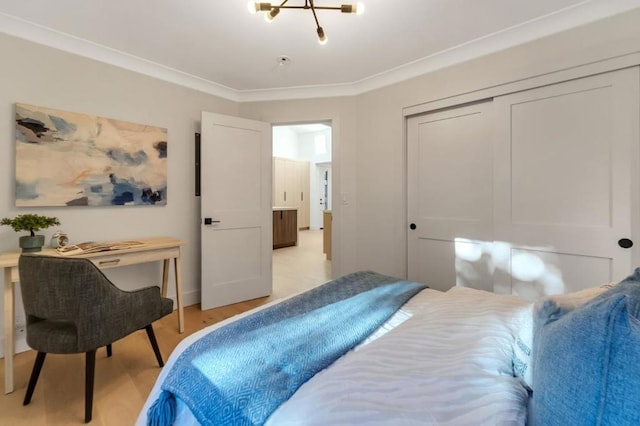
[514,282,618,390]
[446,286,533,382]
[541,283,615,310]
[513,304,534,389]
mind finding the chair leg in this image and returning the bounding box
[106,344,112,357]
[23,352,47,406]
[85,350,96,423]
[145,324,164,367]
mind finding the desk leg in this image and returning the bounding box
[161,260,170,297]
[174,256,184,334]
[4,268,15,394]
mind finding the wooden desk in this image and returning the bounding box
[0,236,185,394]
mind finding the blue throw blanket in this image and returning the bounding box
[147,271,426,426]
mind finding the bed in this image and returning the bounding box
[138,270,640,426]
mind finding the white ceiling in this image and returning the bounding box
[0,0,638,102]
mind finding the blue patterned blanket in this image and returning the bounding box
[147,271,426,426]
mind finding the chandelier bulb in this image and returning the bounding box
[266,7,280,22]
[340,2,364,14]
[249,2,273,13]
[317,26,327,44]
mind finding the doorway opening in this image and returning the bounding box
[271,122,332,296]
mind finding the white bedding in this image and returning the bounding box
[138,286,530,425]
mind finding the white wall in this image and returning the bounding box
[0,33,238,347]
[272,126,299,159]
[298,129,332,164]
[352,8,640,279]
[2,8,640,353]
[243,8,640,280]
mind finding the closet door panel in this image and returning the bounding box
[493,67,639,298]
[508,247,611,301]
[413,239,494,292]
[408,101,493,291]
[510,87,610,228]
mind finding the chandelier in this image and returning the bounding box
[248,1,365,45]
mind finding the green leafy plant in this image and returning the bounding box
[1,214,60,236]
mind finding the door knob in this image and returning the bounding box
[203,218,221,225]
[410,223,417,230]
[618,238,633,249]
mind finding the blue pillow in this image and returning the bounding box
[587,267,640,304]
[530,269,640,425]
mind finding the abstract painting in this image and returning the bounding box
[15,103,167,207]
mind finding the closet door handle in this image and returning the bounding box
[284,191,287,202]
[301,192,303,201]
[618,238,633,249]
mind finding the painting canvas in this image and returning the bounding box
[15,103,167,207]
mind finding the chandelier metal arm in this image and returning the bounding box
[308,0,326,44]
[309,0,321,29]
[273,0,289,11]
[258,1,358,12]
[275,5,346,11]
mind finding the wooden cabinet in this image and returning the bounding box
[273,157,298,207]
[273,157,310,230]
[323,210,332,260]
[296,161,310,229]
[273,208,298,249]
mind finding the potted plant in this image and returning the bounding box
[1,214,61,253]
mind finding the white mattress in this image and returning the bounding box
[138,286,530,425]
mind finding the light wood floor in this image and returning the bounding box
[0,230,331,425]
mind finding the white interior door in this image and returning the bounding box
[407,101,494,292]
[317,164,331,211]
[493,68,639,299]
[200,112,272,310]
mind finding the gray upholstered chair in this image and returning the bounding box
[18,254,174,423]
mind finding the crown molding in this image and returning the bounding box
[0,12,240,102]
[2,1,640,103]
[237,1,640,101]
[347,0,640,97]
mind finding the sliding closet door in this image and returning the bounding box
[493,67,639,299]
[407,101,494,291]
